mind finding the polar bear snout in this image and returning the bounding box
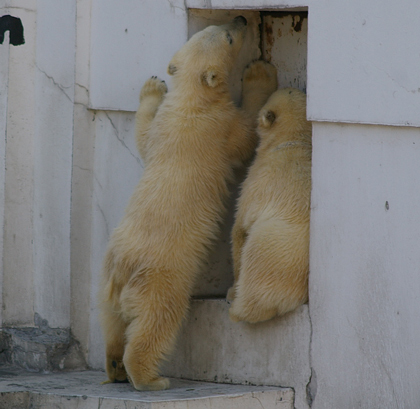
[224,15,247,51]
[233,15,247,26]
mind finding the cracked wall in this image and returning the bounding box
[2,1,37,327]
[1,0,75,329]
[32,0,76,329]
[0,0,93,358]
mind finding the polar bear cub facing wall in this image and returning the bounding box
[99,16,278,391]
[228,88,312,324]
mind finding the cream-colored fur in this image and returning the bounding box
[228,88,312,324]
[99,16,278,391]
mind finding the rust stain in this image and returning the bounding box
[292,15,303,33]
[264,21,274,46]
[264,21,274,62]
[277,28,282,37]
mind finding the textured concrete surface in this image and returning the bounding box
[0,368,294,409]
[0,314,86,373]
[163,299,311,409]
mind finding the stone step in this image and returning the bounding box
[0,368,294,409]
[163,299,312,409]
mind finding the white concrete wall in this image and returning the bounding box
[186,0,309,9]
[307,0,420,127]
[70,0,95,357]
[310,123,420,408]
[2,1,37,326]
[89,0,188,111]
[306,0,420,407]
[0,6,10,327]
[33,0,76,328]
[1,0,75,328]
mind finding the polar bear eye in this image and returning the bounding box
[226,32,233,44]
[265,110,276,124]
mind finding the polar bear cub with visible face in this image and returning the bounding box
[228,88,312,324]
[99,16,278,391]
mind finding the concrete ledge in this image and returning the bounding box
[0,369,294,409]
[163,299,311,409]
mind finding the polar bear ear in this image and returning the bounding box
[202,68,222,87]
[260,110,276,128]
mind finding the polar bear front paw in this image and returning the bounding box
[140,76,168,103]
[243,60,278,96]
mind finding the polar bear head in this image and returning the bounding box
[258,88,311,140]
[167,16,247,89]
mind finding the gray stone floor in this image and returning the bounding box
[0,366,294,408]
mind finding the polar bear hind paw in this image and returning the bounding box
[128,375,171,391]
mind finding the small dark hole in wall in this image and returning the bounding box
[0,15,25,46]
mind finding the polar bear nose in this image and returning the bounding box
[233,16,247,26]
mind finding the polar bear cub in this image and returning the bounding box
[228,88,312,324]
[99,16,278,391]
